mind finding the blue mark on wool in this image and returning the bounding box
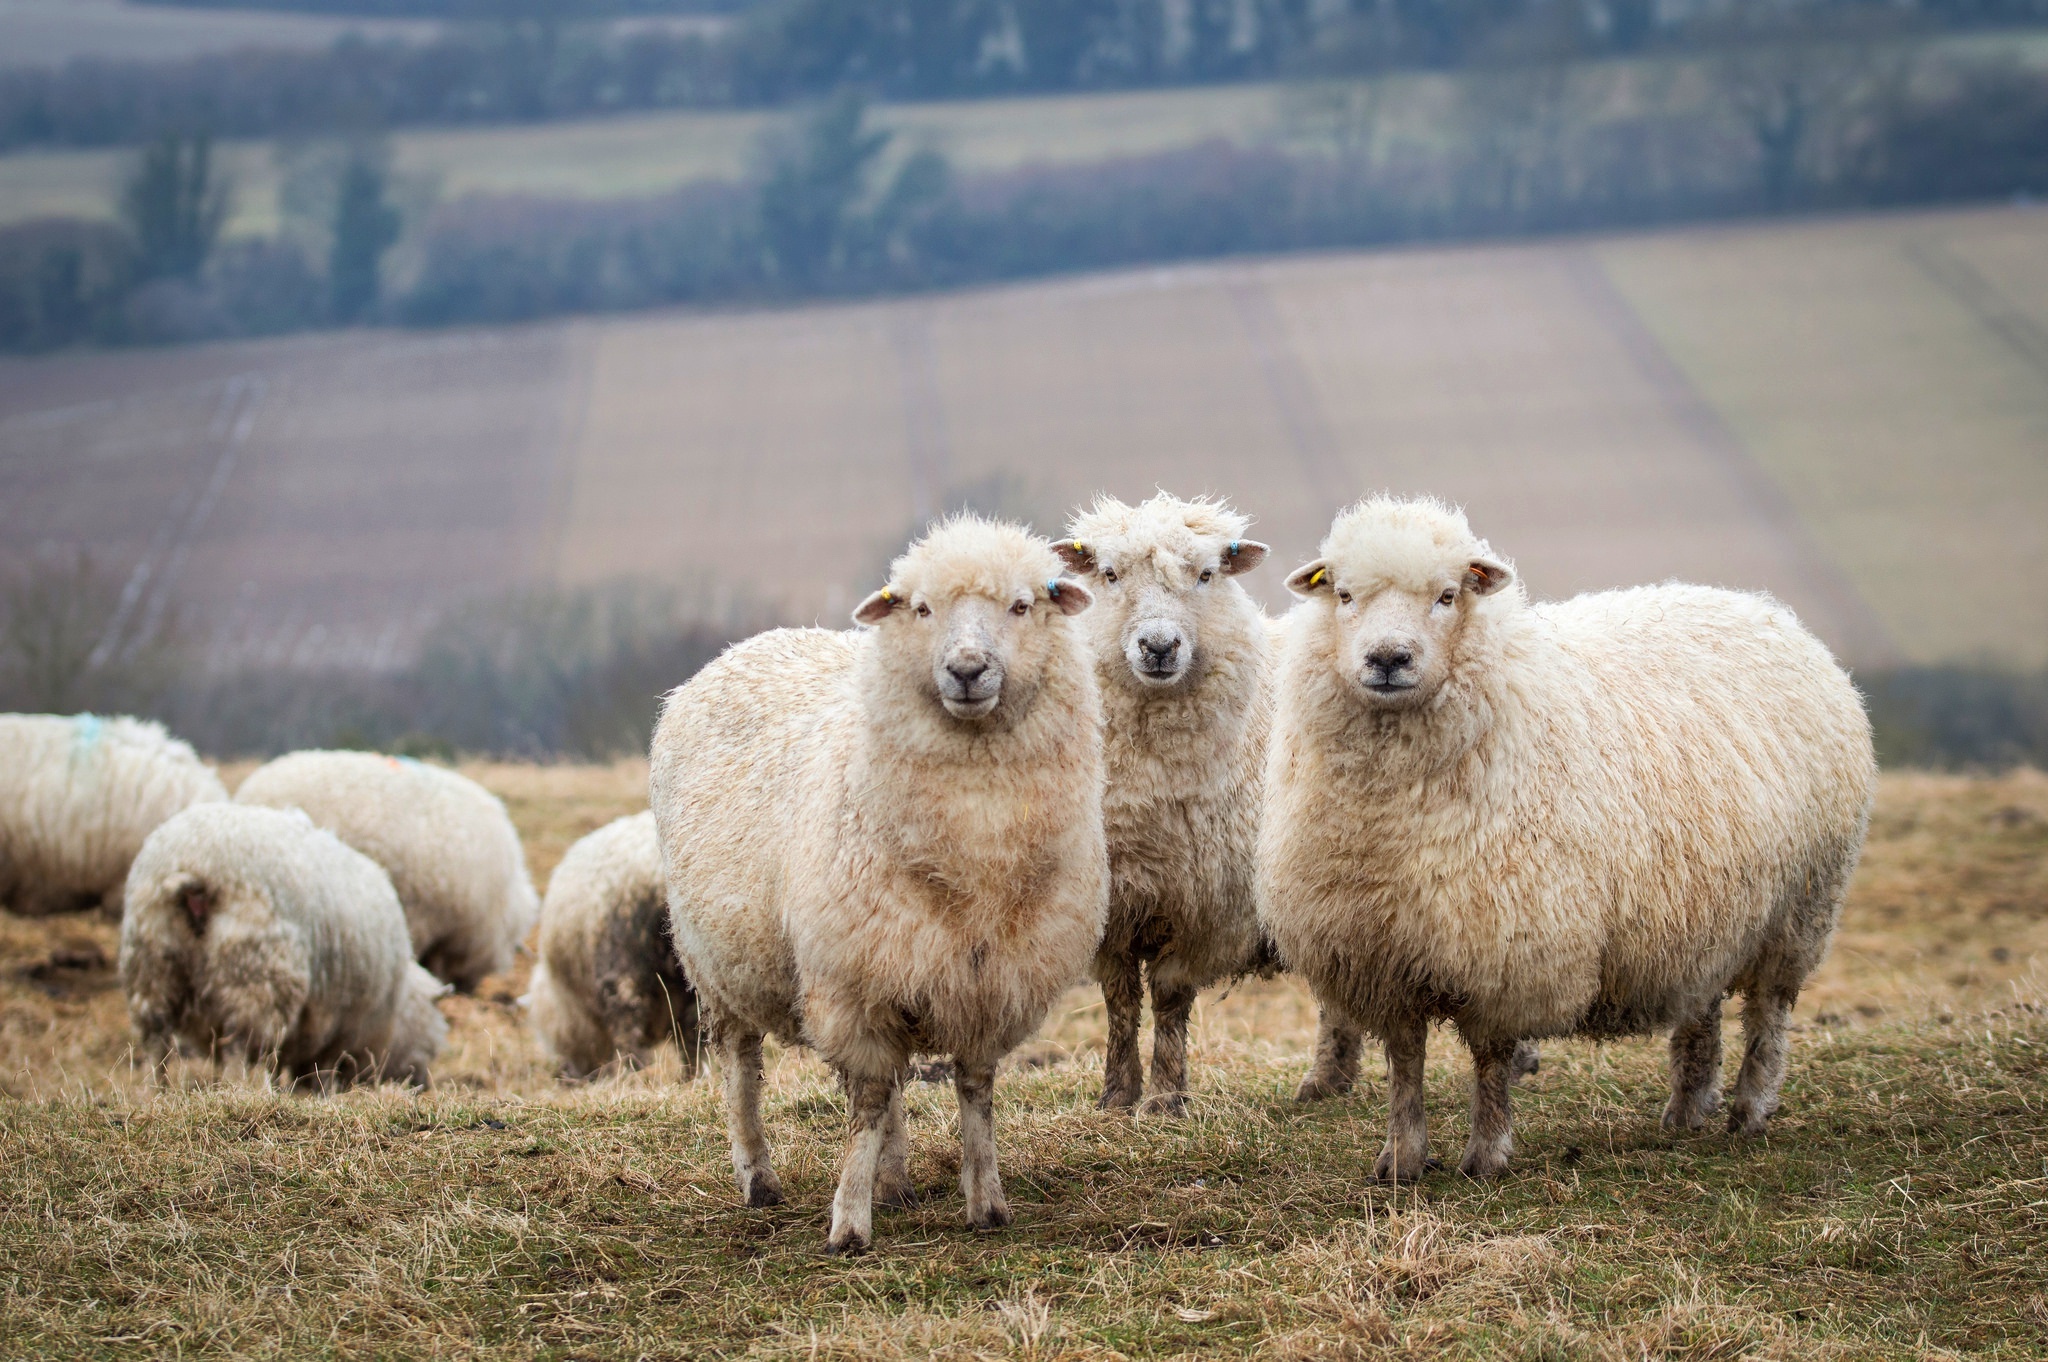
[71,713,103,750]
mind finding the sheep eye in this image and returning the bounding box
[1102,568,1118,584]
[1198,569,1213,583]
[1010,599,1030,616]
[1439,588,1457,606]
[914,603,931,618]
[1337,590,1353,605]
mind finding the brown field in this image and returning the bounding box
[2,765,2045,1356]
[5,204,2045,672]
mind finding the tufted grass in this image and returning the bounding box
[2,766,2045,1358]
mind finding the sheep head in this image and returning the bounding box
[1057,492,1267,693]
[1286,496,1515,711]
[855,514,1092,725]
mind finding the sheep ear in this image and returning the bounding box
[1046,577,1094,616]
[167,873,213,932]
[1464,557,1513,596]
[1054,539,1095,574]
[1220,539,1269,575]
[853,589,900,626]
[1285,559,1332,597]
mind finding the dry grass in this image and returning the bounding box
[3,765,2047,1357]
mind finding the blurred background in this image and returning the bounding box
[0,0,2042,765]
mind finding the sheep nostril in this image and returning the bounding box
[947,661,988,686]
[1367,646,1414,671]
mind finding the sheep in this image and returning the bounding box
[1259,496,1875,1181]
[119,802,447,1090]
[235,750,539,993]
[651,515,1106,1255]
[525,810,701,1080]
[0,713,227,918]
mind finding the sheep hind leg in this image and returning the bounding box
[1296,1009,1363,1101]
[1727,984,1799,1137]
[1140,978,1197,1116]
[1096,952,1145,1111]
[1373,1014,1433,1183]
[826,1069,896,1255]
[1458,1034,1517,1180]
[1662,997,1726,1132]
[874,1080,920,1209]
[718,1028,784,1208]
[955,1057,1012,1230]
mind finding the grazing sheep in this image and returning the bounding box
[526,811,701,1080]
[0,713,227,918]
[652,516,1106,1255]
[235,751,539,993]
[1260,496,1875,1181]
[1052,493,1279,1114]
[119,802,447,1090]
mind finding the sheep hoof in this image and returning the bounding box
[1096,1085,1139,1112]
[876,1179,922,1210]
[824,1230,870,1257]
[1458,1145,1511,1180]
[1726,1103,1772,1138]
[1294,1074,1355,1102]
[1372,1149,1435,1184]
[967,1202,1013,1231]
[742,1171,785,1208]
[1139,1091,1187,1117]
[1661,1091,1722,1132]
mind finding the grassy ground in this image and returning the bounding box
[2,765,2046,1357]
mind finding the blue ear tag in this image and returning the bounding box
[1228,541,1240,556]
[1046,578,1061,599]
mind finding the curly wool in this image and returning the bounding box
[526,811,699,1080]
[0,713,227,917]
[235,751,539,992]
[119,802,446,1089]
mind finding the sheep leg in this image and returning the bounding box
[1727,984,1798,1137]
[718,1028,784,1208]
[955,1058,1012,1230]
[826,1069,895,1255]
[875,1080,920,1209]
[1458,1034,1517,1179]
[1141,978,1197,1116]
[1373,1014,1432,1183]
[1096,953,1145,1111]
[1662,997,1726,1132]
[1510,1039,1541,1082]
[1296,1008,1363,1101]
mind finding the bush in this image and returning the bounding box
[1863,666,2048,770]
[0,219,134,353]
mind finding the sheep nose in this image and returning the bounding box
[947,659,989,686]
[1139,633,1180,663]
[1367,644,1414,671]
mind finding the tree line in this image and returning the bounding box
[7,0,2048,151]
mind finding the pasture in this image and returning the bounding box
[4,204,2046,673]
[0,0,441,68]
[1,763,2045,1357]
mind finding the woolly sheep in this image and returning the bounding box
[235,751,539,993]
[651,516,1107,1255]
[525,810,701,1080]
[119,802,447,1090]
[0,713,227,918]
[1260,496,1875,1181]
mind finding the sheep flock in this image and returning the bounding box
[1,491,1876,1255]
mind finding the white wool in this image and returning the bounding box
[526,810,699,1080]
[119,802,445,1089]
[0,713,227,918]
[1260,496,1876,1178]
[235,751,538,992]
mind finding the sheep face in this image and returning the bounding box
[1287,498,1515,711]
[854,516,1093,724]
[1058,493,1268,693]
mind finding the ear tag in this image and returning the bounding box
[879,589,895,604]
[1309,567,1326,587]
[1071,540,1084,553]
[1046,578,1061,599]
[1228,541,1240,556]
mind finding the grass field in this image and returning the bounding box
[3,205,2046,672]
[2,764,2046,1357]
[0,0,442,67]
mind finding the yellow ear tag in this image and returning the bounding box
[1072,540,1085,553]
[1309,567,1326,587]
[879,590,895,603]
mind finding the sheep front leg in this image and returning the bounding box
[1662,997,1725,1131]
[1141,978,1197,1116]
[1727,985,1798,1137]
[826,1069,896,1255]
[1296,1008,1363,1101]
[718,1028,783,1208]
[954,1058,1012,1230]
[1373,1013,1431,1183]
[875,1079,919,1209]
[1459,1034,1517,1179]
[1096,951,1144,1111]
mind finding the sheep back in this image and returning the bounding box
[234,750,538,992]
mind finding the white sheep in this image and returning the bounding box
[119,802,447,1089]
[235,750,539,993]
[526,810,701,1080]
[0,713,227,918]
[651,516,1106,1255]
[1052,493,1278,1113]
[1259,496,1875,1181]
